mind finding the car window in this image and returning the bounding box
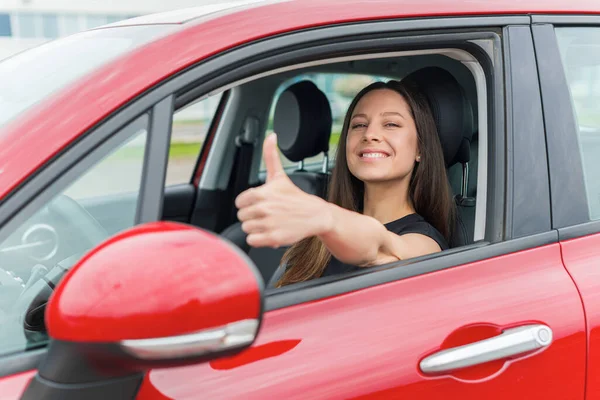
[0,24,175,129]
[0,116,148,357]
[260,73,392,171]
[556,28,600,220]
[166,94,222,186]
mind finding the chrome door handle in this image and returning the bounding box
[419,324,553,374]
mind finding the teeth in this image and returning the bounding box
[362,153,388,158]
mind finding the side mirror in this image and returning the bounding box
[22,222,263,400]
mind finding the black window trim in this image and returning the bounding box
[0,14,533,377]
[503,25,552,239]
[532,22,595,240]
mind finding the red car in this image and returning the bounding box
[0,0,599,398]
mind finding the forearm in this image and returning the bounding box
[317,203,395,267]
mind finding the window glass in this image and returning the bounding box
[0,13,12,37]
[17,13,37,38]
[261,73,391,171]
[166,94,223,186]
[0,25,176,128]
[0,117,148,357]
[41,14,58,39]
[556,28,600,219]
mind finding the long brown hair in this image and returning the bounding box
[276,80,455,287]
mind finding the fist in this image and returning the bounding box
[234,133,332,248]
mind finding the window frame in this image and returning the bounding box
[531,16,600,240]
[169,19,541,308]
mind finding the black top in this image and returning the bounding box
[321,213,449,277]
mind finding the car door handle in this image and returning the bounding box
[419,324,553,374]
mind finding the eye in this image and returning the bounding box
[351,122,367,129]
[384,122,400,128]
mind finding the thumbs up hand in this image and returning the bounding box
[234,133,332,248]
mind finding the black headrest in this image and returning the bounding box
[273,81,332,162]
[401,67,474,167]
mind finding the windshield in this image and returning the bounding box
[0,25,176,127]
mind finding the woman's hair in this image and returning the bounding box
[276,79,455,287]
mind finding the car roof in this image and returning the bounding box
[0,0,599,201]
[108,0,600,27]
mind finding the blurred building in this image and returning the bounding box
[0,0,227,60]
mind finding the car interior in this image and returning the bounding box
[164,52,483,285]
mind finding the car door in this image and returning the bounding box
[133,23,587,400]
[0,101,173,398]
[534,16,600,400]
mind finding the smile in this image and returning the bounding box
[360,152,390,159]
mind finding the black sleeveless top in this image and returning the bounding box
[321,213,448,277]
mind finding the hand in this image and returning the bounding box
[235,133,332,248]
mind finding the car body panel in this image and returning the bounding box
[1,0,600,201]
[136,244,585,399]
[560,233,600,400]
[0,370,35,399]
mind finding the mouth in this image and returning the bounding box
[359,150,391,159]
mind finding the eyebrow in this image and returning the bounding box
[351,112,406,120]
[381,111,406,119]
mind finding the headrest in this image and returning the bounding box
[273,81,332,162]
[401,67,474,167]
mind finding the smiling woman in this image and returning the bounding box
[236,78,454,287]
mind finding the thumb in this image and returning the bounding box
[263,133,285,182]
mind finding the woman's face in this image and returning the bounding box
[346,88,420,184]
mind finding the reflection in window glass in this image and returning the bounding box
[62,14,80,36]
[17,13,37,38]
[556,28,600,219]
[0,25,176,128]
[41,14,58,38]
[0,13,12,37]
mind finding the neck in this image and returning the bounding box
[362,178,415,224]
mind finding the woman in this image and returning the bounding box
[235,79,455,287]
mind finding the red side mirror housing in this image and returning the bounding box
[22,222,264,400]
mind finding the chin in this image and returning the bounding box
[353,172,393,183]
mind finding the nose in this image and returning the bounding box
[361,125,382,142]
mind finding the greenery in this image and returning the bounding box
[107,130,342,164]
[169,142,203,159]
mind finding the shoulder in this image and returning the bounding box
[385,213,449,251]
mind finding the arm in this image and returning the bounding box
[318,202,442,266]
[235,133,442,266]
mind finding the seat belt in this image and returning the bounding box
[230,116,260,221]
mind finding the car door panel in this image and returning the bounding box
[0,370,36,400]
[138,243,585,399]
[560,233,600,399]
[533,19,600,400]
